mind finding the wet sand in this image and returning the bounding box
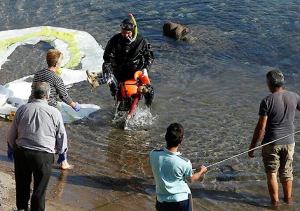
[0,157,156,211]
[0,120,156,211]
[1,118,300,211]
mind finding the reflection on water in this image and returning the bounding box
[1,0,300,210]
[51,170,69,199]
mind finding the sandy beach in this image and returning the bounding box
[0,119,157,211]
[0,159,142,211]
[0,162,109,211]
[0,142,89,211]
[0,170,15,210]
[0,158,158,211]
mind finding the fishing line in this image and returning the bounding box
[193,129,300,171]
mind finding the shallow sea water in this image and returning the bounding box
[1,0,300,210]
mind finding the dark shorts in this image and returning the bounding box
[155,194,191,211]
[262,143,294,182]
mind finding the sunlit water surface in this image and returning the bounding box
[1,0,300,210]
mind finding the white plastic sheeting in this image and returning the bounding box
[0,26,103,122]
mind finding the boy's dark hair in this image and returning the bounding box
[165,123,184,148]
[266,70,284,88]
[34,82,50,99]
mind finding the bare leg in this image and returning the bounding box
[282,181,292,204]
[266,172,279,204]
[127,95,139,119]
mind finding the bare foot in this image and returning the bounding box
[284,197,292,205]
[60,160,74,170]
[127,114,132,120]
[271,201,279,210]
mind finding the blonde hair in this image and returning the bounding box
[46,49,63,67]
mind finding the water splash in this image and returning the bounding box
[112,104,156,130]
[124,107,156,131]
[112,110,127,126]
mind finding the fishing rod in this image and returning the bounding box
[193,129,300,170]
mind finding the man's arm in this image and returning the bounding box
[55,114,68,154]
[187,165,207,183]
[296,92,300,111]
[6,111,20,161]
[141,39,154,71]
[102,39,116,74]
[7,111,19,149]
[54,77,81,111]
[55,77,73,106]
[297,103,300,111]
[248,115,267,157]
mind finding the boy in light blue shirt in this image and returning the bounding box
[149,123,207,211]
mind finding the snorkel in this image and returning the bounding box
[129,13,138,42]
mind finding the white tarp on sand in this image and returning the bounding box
[0,26,103,122]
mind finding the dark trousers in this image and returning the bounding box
[156,194,192,211]
[14,147,54,211]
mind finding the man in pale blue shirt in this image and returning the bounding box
[7,82,68,211]
[149,123,207,211]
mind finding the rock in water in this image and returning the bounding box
[216,165,237,181]
[163,22,190,41]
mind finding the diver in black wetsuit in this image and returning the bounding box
[87,15,154,110]
[103,18,154,84]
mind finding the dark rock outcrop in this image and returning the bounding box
[163,22,190,41]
